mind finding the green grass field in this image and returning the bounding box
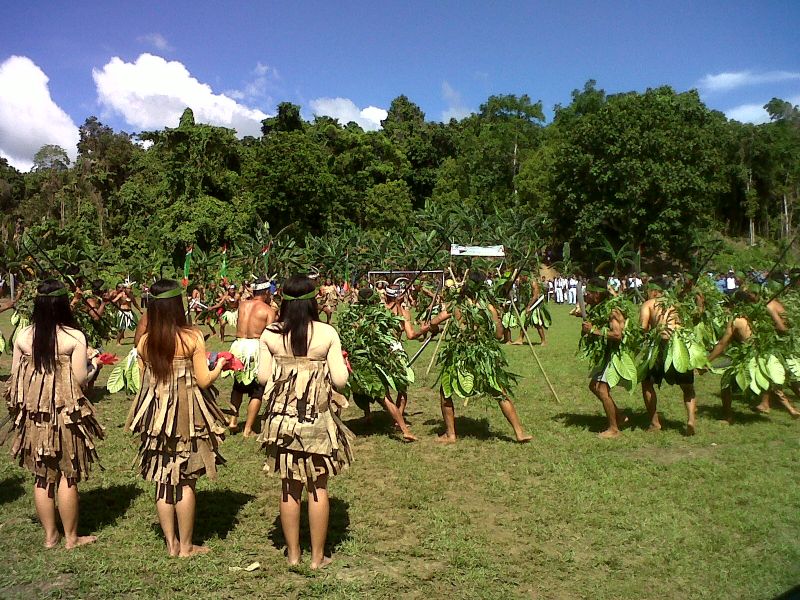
[1,305,798,599]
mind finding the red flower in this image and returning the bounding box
[97,353,119,365]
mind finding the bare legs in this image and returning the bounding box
[641,380,696,435]
[228,390,243,432]
[756,389,800,418]
[280,474,331,569]
[156,481,208,557]
[243,397,262,437]
[380,393,416,441]
[588,380,627,438]
[33,476,97,550]
[436,390,531,443]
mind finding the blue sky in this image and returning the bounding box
[1,0,798,170]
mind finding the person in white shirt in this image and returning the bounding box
[555,277,564,303]
[567,276,578,304]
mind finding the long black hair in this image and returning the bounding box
[32,279,79,373]
[276,275,319,356]
[144,279,190,383]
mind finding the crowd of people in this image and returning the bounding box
[1,264,797,568]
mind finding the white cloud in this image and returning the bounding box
[0,55,79,171]
[725,103,771,124]
[441,81,471,121]
[92,53,268,137]
[137,33,173,52]
[725,94,800,124]
[309,97,387,130]
[699,70,800,93]
[227,61,278,104]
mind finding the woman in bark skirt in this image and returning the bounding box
[4,279,105,549]
[126,279,228,557]
[257,275,354,569]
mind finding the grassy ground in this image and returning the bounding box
[0,304,799,599]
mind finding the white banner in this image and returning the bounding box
[450,244,505,257]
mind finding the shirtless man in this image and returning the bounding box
[640,277,697,435]
[707,290,800,421]
[226,277,277,436]
[582,278,629,438]
[210,285,240,342]
[187,285,206,324]
[318,278,339,323]
[512,275,548,346]
[382,285,430,430]
[112,282,142,344]
[428,272,532,444]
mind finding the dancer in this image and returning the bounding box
[126,279,228,557]
[112,281,141,344]
[318,278,339,323]
[257,275,354,569]
[338,287,422,441]
[4,279,105,549]
[224,277,277,436]
[639,277,706,435]
[578,278,637,438]
[428,271,532,444]
[210,284,240,342]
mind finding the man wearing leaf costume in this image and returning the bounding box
[510,275,550,346]
[428,271,532,444]
[112,281,141,344]
[210,285,240,342]
[579,278,636,438]
[318,278,339,324]
[222,277,277,436]
[708,288,800,421]
[639,277,706,436]
[337,287,421,441]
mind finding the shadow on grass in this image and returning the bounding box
[268,496,350,556]
[552,411,686,433]
[343,411,397,438]
[194,489,256,543]
[80,484,142,533]
[695,404,767,424]
[773,585,800,600]
[423,415,510,441]
[0,474,25,505]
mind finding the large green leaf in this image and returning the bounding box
[457,370,475,395]
[671,336,690,373]
[765,355,785,385]
[107,364,126,394]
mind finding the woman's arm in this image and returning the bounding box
[326,332,349,390]
[257,330,275,386]
[190,330,224,389]
[69,331,89,386]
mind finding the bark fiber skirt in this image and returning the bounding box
[126,357,227,487]
[258,355,354,487]
[4,355,105,483]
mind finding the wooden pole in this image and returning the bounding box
[511,301,561,403]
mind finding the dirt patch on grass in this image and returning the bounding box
[627,444,719,465]
[1,573,75,599]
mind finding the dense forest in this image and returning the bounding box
[1,81,799,283]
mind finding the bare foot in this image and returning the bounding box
[753,405,770,414]
[510,340,524,345]
[44,534,61,549]
[228,419,239,434]
[515,434,533,443]
[179,545,211,558]
[647,424,662,432]
[790,411,800,420]
[718,418,733,425]
[435,434,457,444]
[166,539,180,557]
[242,429,255,438]
[598,428,621,439]
[310,556,332,570]
[402,432,418,442]
[685,423,696,436]
[65,535,97,549]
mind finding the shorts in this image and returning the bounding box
[232,379,265,398]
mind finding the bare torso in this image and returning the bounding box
[235,298,277,338]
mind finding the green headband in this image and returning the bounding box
[153,287,184,300]
[282,289,317,301]
[42,287,69,297]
